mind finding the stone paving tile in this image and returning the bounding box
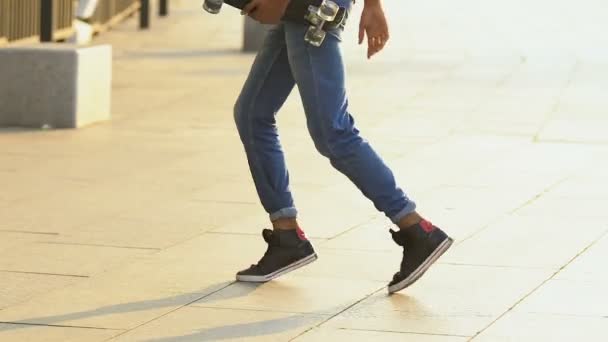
[0,232,289,329]
[43,216,208,250]
[111,306,327,342]
[0,232,45,254]
[320,216,399,252]
[452,142,599,189]
[513,278,608,317]
[1,0,607,339]
[446,214,608,268]
[555,234,608,282]
[296,247,400,282]
[515,196,608,219]
[0,241,154,277]
[0,187,131,234]
[294,328,469,342]
[0,267,231,330]
[389,136,529,191]
[547,173,608,200]
[472,312,608,342]
[0,324,121,342]
[0,272,79,310]
[323,264,552,336]
[416,185,535,241]
[538,118,608,144]
[212,184,379,239]
[191,275,384,315]
[115,198,259,238]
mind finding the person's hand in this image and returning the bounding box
[242,0,290,25]
[358,1,390,59]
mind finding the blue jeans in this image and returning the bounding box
[234,21,416,224]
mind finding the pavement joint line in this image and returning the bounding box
[288,285,386,341]
[439,262,555,271]
[103,282,237,341]
[507,176,571,216]
[0,270,89,278]
[204,231,264,236]
[324,215,385,242]
[523,311,608,319]
[204,231,333,242]
[189,199,259,205]
[533,60,581,142]
[446,58,526,135]
[338,327,472,338]
[0,321,122,331]
[0,229,59,236]
[317,247,394,254]
[188,305,331,316]
[455,175,572,247]
[534,138,608,146]
[468,227,608,342]
[36,241,162,251]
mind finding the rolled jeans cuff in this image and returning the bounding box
[269,207,298,221]
[390,201,417,224]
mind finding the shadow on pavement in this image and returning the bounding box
[144,313,323,342]
[0,281,259,333]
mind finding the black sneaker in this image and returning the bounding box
[388,219,453,294]
[236,228,317,282]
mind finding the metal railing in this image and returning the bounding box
[0,0,74,45]
[0,0,169,46]
[88,0,140,32]
[0,0,9,44]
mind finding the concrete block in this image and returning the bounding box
[243,17,271,52]
[0,44,111,129]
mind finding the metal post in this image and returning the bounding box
[159,0,168,17]
[140,0,150,29]
[40,0,54,42]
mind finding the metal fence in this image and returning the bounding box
[0,0,8,44]
[0,0,163,46]
[0,0,74,45]
[89,0,140,32]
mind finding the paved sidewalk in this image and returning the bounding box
[1,0,608,341]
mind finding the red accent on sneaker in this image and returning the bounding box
[296,227,308,241]
[419,219,435,233]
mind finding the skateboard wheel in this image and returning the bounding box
[306,7,322,26]
[317,0,339,22]
[304,26,326,47]
[203,0,223,14]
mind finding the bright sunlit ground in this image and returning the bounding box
[1,0,607,341]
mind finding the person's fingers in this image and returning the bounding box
[369,34,382,58]
[367,35,375,59]
[365,26,391,58]
[369,35,389,59]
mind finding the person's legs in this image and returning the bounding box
[283,22,452,293]
[283,22,415,224]
[234,24,299,224]
[234,24,316,282]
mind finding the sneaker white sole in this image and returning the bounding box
[236,253,318,283]
[388,237,453,294]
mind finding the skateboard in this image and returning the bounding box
[202,0,346,47]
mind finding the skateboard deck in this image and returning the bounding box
[203,0,346,46]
